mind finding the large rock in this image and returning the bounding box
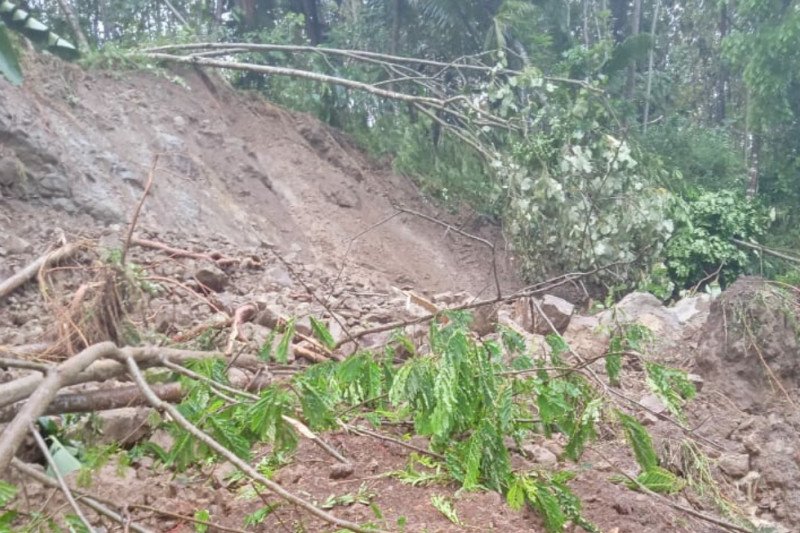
[532,294,574,335]
[599,291,679,337]
[194,262,228,292]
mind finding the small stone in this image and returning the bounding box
[687,373,704,392]
[523,444,558,467]
[194,263,228,292]
[329,463,355,480]
[719,453,750,478]
[639,394,667,414]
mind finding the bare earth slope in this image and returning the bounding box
[0,53,516,295]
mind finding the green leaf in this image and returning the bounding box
[430,495,461,525]
[243,504,278,526]
[65,514,91,533]
[47,436,82,478]
[275,319,295,364]
[618,412,659,471]
[0,24,22,85]
[193,509,210,533]
[310,316,335,349]
[0,481,17,508]
[605,353,622,386]
[629,466,685,494]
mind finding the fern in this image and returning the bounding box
[618,411,658,471]
[645,362,696,420]
[310,316,336,350]
[630,466,686,494]
[0,481,16,507]
[430,495,461,525]
[275,318,295,363]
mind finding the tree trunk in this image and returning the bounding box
[301,0,321,45]
[610,0,628,43]
[716,1,729,123]
[626,0,642,99]
[390,0,401,55]
[56,0,90,51]
[643,0,661,132]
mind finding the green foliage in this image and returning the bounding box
[640,122,746,193]
[274,318,295,364]
[644,362,696,420]
[193,509,210,533]
[310,316,335,350]
[243,504,279,527]
[666,190,771,290]
[507,472,598,533]
[430,495,461,525]
[618,411,685,494]
[618,411,658,471]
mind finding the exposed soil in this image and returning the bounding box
[2,52,800,533]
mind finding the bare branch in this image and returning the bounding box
[12,458,153,533]
[29,423,95,531]
[0,242,82,303]
[121,355,381,533]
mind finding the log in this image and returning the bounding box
[0,243,81,303]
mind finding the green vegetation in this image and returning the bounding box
[7,0,800,296]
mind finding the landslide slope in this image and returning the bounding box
[0,53,516,295]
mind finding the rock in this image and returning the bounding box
[532,295,574,335]
[149,429,175,451]
[194,263,228,292]
[328,463,355,480]
[669,294,711,325]
[600,291,679,338]
[0,234,33,254]
[562,315,608,360]
[37,171,72,198]
[472,304,499,336]
[66,407,150,446]
[687,373,704,392]
[639,394,667,414]
[523,444,558,467]
[719,453,750,478]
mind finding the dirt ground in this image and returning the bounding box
[2,52,800,533]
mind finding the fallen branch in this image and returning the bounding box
[732,238,800,265]
[224,303,258,358]
[29,423,94,531]
[589,447,750,533]
[0,346,265,408]
[0,382,185,423]
[12,458,153,533]
[132,236,241,266]
[0,242,81,303]
[0,342,120,473]
[340,422,444,460]
[121,355,380,533]
[121,156,159,266]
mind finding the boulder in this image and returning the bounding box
[532,294,574,335]
[719,453,750,478]
[194,262,228,292]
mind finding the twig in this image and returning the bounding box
[732,238,800,265]
[268,248,360,350]
[283,416,349,464]
[121,355,381,533]
[394,206,501,299]
[589,447,751,533]
[132,237,240,266]
[0,357,52,372]
[11,458,153,533]
[0,242,81,303]
[127,504,247,533]
[29,423,95,531]
[340,422,444,460]
[121,156,159,266]
[224,303,258,360]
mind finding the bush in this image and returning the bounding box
[665,190,771,290]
